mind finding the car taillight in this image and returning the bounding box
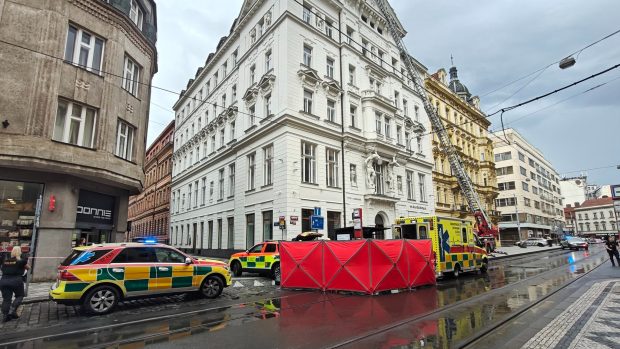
[58,270,80,281]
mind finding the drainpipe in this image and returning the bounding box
[338,9,347,228]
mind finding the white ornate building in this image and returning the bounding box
[170,0,434,255]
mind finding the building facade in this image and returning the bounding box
[0,0,157,280]
[425,67,499,227]
[573,197,618,237]
[491,129,565,244]
[127,121,174,243]
[170,0,434,256]
[560,176,588,208]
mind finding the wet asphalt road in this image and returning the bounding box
[0,245,608,349]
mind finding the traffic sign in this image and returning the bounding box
[311,215,324,230]
[314,207,321,216]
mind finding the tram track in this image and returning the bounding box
[327,248,607,349]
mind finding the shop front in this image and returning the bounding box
[0,180,44,255]
[74,189,115,246]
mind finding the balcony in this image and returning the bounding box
[361,90,397,112]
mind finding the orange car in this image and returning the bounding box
[228,241,280,281]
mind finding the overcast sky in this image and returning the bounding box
[148,0,620,188]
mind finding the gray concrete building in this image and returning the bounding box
[0,0,157,280]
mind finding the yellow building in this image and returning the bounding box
[424,66,499,226]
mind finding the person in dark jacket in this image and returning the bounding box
[0,246,30,322]
[605,236,620,267]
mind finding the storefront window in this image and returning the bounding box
[0,180,44,253]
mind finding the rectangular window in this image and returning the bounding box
[249,105,256,126]
[498,181,516,191]
[522,182,529,191]
[403,99,408,116]
[222,62,227,77]
[350,164,357,186]
[394,91,400,108]
[53,99,97,148]
[194,180,199,207]
[188,184,192,210]
[396,125,402,144]
[262,211,273,241]
[326,148,339,187]
[495,166,514,176]
[265,50,272,71]
[64,25,104,74]
[303,90,313,114]
[129,0,144,29]
[524,198,531,207]
[201,177,206,205]
[327,99,336,122]
[227,217,234,249]
[397,175,403,195]
[326,57,335,78]
[250,65,256,84]
[418,173,426,201]
[302,6,311,23]
[115,120,134,160]
[348,65,355,85]
[303,45,312,66]
[384,117,391,138]
[218,169,225,200]
[325,19,333,38]
[246,214,255,249]
[414,106,420,121]
[494,151,512,162]
[406,170,414,200]
[217,219,223,249]
[247,153,256,190]
[405,132,411,151]
[209,181,214,201]
[301,142,316,184]
[518,152,525,161]
[122,55,140,96]
[230,121,235,140]
[228,163,235,197]
[264,145,273,186]
[520,166,527,176]
[232,84,237,102]
[375,112,382,134]
[350,105,357,128]
[219,128,225,147]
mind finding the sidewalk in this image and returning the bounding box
[471,252,620,349]
[489,244,562,259]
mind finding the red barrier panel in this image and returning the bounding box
[280,239,435,294]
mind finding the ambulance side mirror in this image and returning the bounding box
[184,257,192,265]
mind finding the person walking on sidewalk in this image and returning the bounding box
[605,236,620,267]
[0,246,29,322]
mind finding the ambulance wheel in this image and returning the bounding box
[82,285,119,315]
[272,263,281,285]
[452,264,461,278]
[231,260,243,277]
[480,259,488,274]
[200,275,224,299]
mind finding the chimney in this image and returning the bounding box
[574,202,580,207]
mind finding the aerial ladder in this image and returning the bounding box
[372,0,499,246]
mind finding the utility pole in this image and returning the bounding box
[514,194,521,240]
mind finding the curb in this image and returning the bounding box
[489,247,562,260]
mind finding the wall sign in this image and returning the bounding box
[76,190,114,227]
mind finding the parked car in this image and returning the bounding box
[587,238,605,244]
[560,237,589,251]
[229,241,280,282]
[49,243,232,314]
[515,237,548,247]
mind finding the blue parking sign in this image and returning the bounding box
[310,215,324,230]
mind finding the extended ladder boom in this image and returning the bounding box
[372,0,494,233]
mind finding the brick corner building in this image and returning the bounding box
[128,120,174,243]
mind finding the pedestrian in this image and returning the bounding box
[605,236,620,267]
[0,246,29,322]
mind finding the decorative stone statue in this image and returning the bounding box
[365,151,380,190]
[387,155,401,191]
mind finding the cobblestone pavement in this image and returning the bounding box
[0,277,277,333]
[522,280,620,349]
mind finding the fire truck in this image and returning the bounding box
[372,0,499,249]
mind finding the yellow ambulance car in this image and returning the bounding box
[394,216,488,278]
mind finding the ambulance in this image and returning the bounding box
[394,216,488,278]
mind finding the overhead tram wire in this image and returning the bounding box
[479,26,620,98]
